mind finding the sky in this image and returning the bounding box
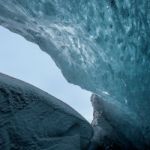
[0,26,93,122]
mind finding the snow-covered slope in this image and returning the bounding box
[0,73,93,150]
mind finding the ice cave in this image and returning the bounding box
[0,0,150,150]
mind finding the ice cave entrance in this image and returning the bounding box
[0,26,92,122]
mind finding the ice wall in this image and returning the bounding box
[0,0,150,147]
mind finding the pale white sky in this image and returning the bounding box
[0,26,93,121]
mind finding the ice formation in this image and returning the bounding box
[0,0,150,149]
[90,94,146,150]
[0,73,92,150]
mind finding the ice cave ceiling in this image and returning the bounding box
[0,0,150,144]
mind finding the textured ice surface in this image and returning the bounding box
[90,94,146,150]
[0,73,92,150]
[0,0,150,148]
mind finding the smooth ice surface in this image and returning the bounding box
[0,0,150,146]
[0,26,92,121]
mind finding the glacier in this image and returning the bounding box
[0,0,150,149]
[0,73,93,150]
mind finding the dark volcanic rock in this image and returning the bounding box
[0,73,93,150]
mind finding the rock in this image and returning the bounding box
[90,94,148,150]
[0,73,93,150]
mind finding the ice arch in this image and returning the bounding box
[0,0,150,148]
